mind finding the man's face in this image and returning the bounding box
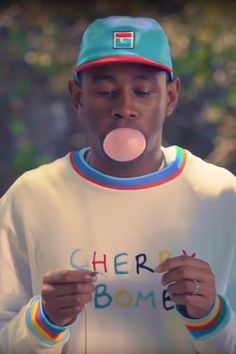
[69,62,179,174]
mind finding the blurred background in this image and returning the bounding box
[0,0,236,197]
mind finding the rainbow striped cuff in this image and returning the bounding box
[25,295,70,346]
[175,295,231,340]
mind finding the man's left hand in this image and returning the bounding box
[156,255,216,319]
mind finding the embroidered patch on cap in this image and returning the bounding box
[113,32,135,49]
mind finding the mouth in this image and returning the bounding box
[101,122,147,143]
[102,127,147,162]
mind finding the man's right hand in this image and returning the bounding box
[41,269,97,326]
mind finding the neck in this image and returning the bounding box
[85,148,165,178]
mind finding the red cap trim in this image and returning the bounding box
[76,56,173,74]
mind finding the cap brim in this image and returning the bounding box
[76,56,173,77]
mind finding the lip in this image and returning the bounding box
[102,127,147,162]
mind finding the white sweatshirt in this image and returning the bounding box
[0,145,236,354]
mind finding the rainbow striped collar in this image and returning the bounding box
[70,146,186,190]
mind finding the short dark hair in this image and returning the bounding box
[75,72,83,86]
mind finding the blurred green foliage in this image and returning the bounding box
[0,0,236,196]
[13,143,51,175]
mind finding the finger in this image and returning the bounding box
[56,305,83,318]
[68,293,93,307]
[43,270,97,284]
[167,280,204,296]
[42,281,96,299]
[58,294,93,309]
[47,292,93,309]
[42,283,79,298]
[75,282,96,294]
[43,294,81,310]
[161,266,215,286]
[156,256,210,273]
[169,292,215,313]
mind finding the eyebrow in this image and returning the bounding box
[135,74,156,81]
[92,75,115,83]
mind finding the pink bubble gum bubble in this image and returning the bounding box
[103,128,146,162]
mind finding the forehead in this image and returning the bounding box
[82,62,165,82]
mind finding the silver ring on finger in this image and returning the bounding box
[192,279,200,295]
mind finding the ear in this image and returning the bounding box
[165,77,180,117]
[68,79,83,112]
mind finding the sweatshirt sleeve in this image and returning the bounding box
[175,295,236,354]
[25,295,71,346]
[0,180,70,353]
[175,177,236,354]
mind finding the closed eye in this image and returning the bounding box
[96,89,116,96]
[134,90,152,96]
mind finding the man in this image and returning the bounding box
[0,16,235,354]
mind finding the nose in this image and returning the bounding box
[111,91,137,119]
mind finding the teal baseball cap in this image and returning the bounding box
[76,16,174,79]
